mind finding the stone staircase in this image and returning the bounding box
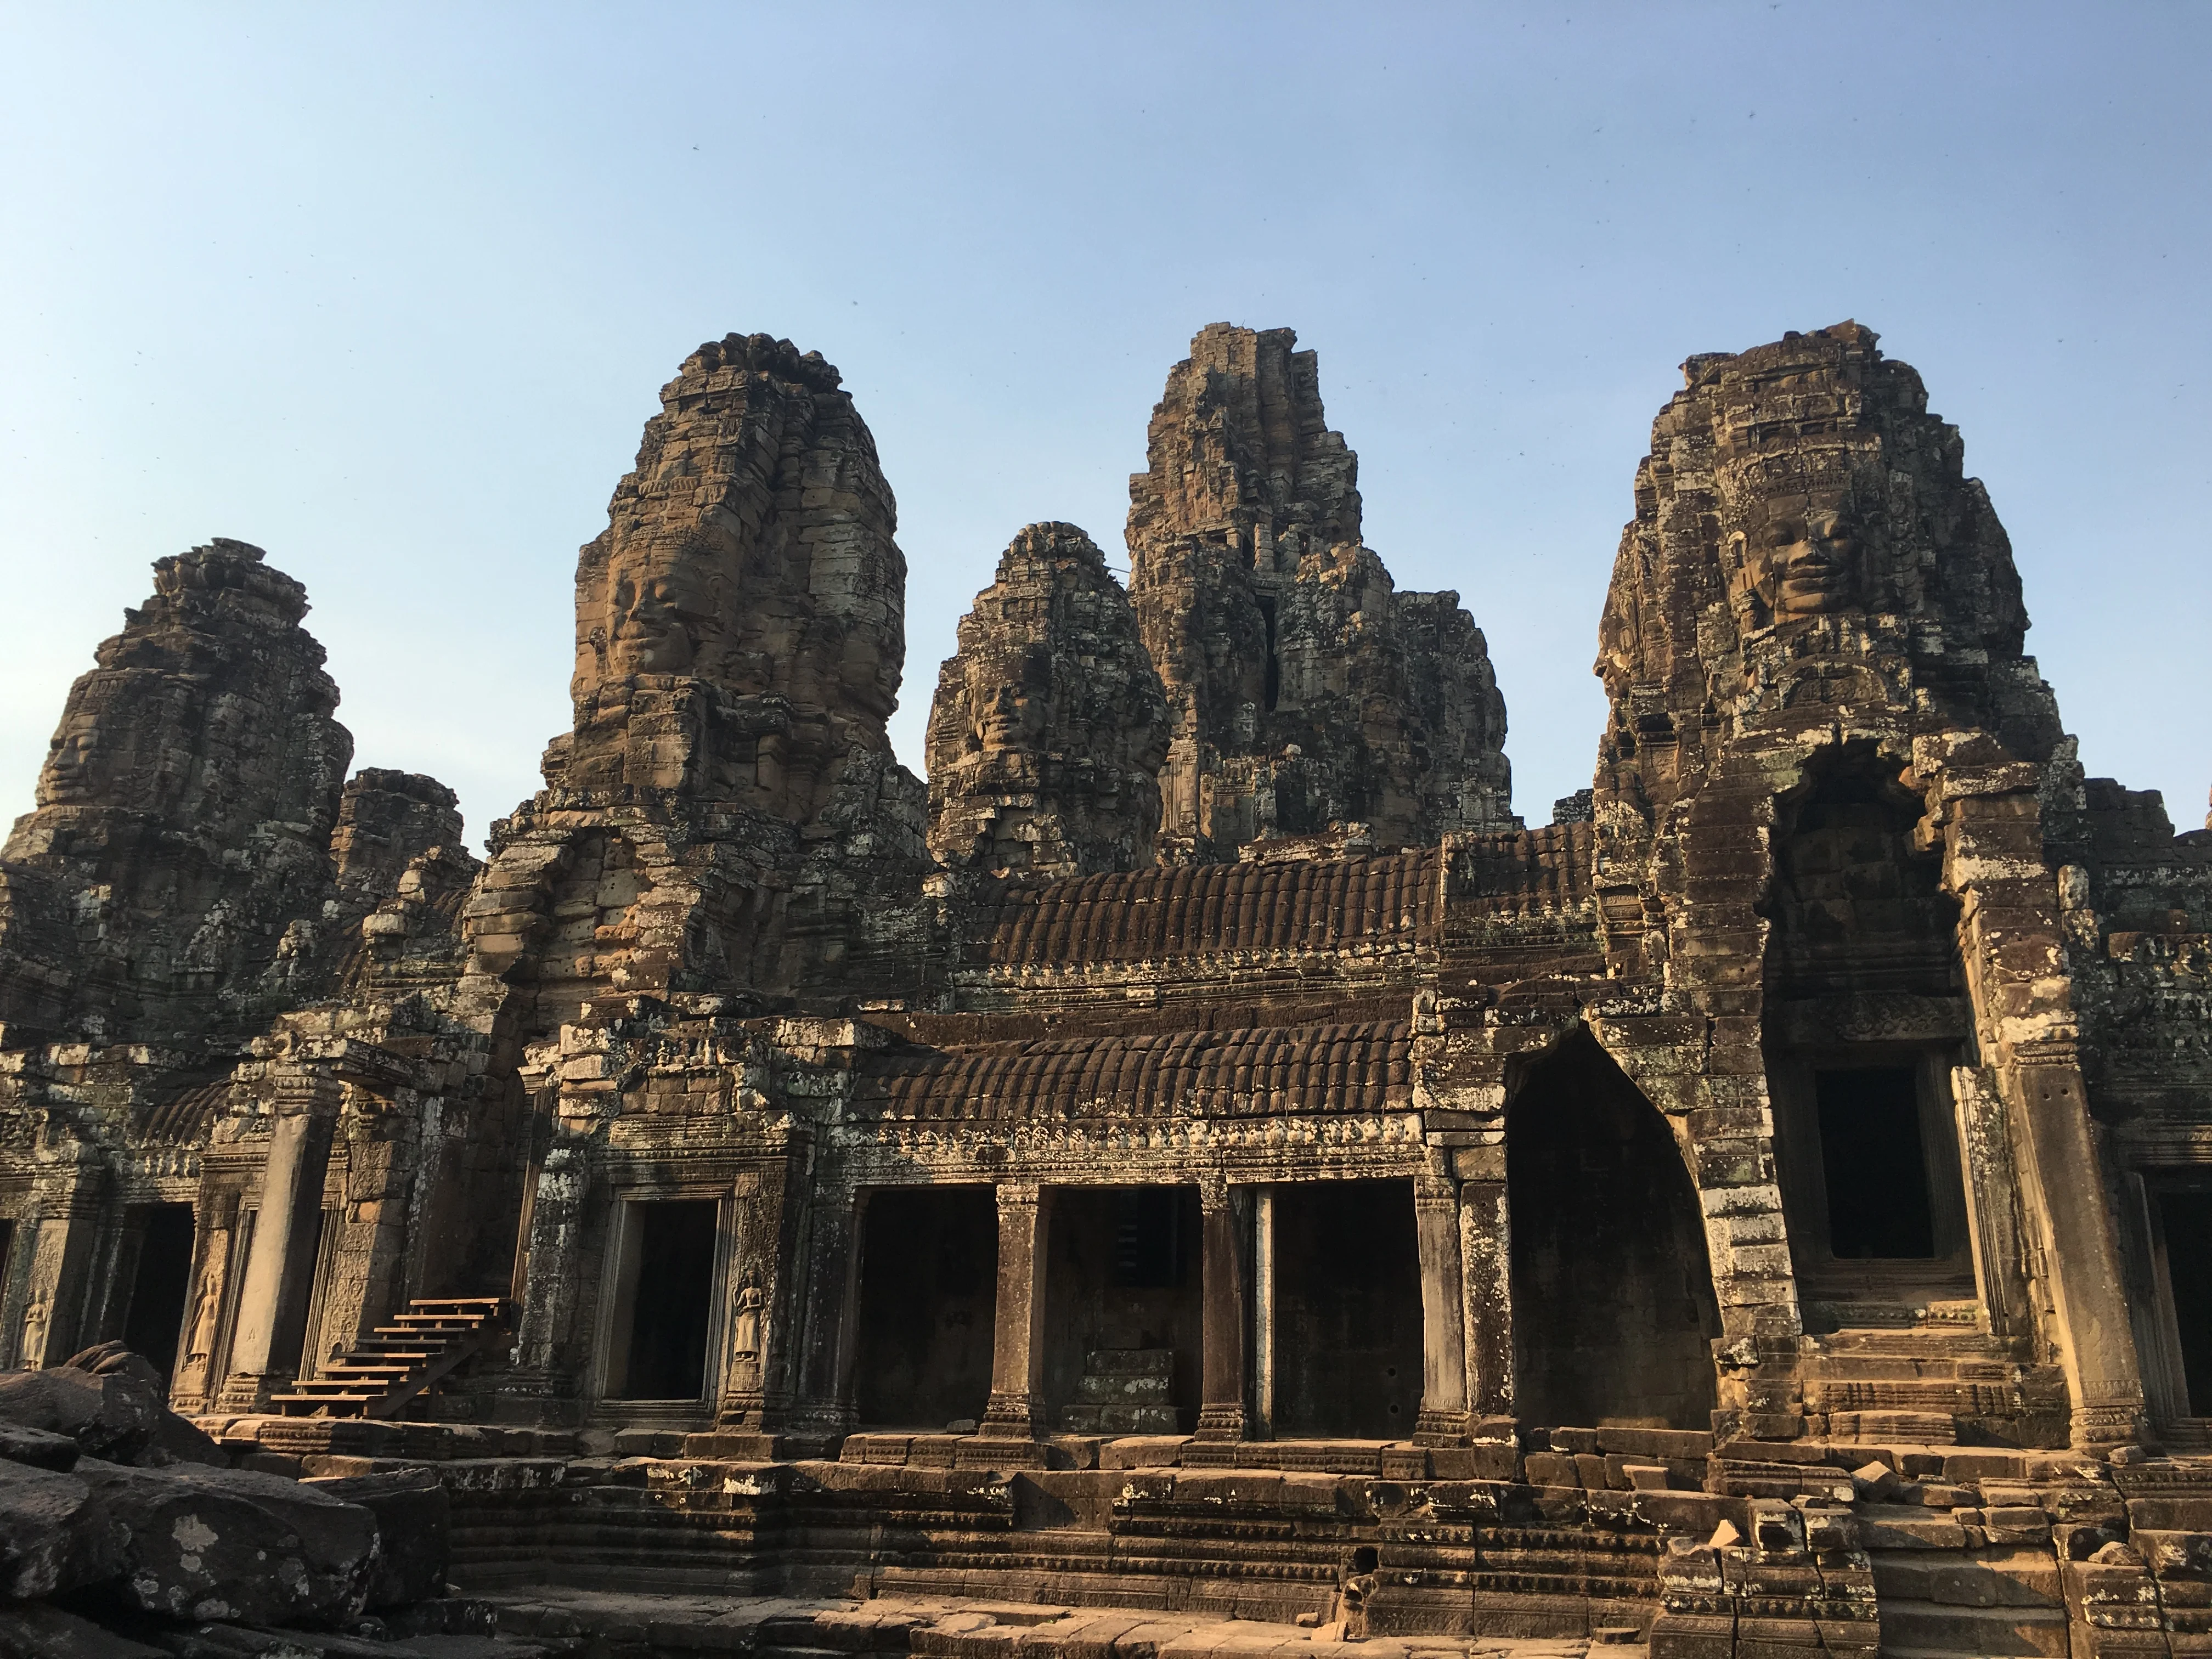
[1058,1348,1182,1435]
[272,1296,507,1418]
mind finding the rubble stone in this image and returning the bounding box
[0,1460,125,1601]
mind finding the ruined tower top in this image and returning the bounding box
[1125,323,1362,578]
[1122,324,1511,859]
[559,331,908,800]
[924,521,1169,881]
[1594,320,2062,817]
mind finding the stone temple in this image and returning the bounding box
[2,320,2211,1657]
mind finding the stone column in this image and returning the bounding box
[503,1136,592,1413]
[1252,1186,1278,1437]
[12,1144,106,1370]
[1459,1164,1514,1418]
[716,1168,788,1429]
[1943,776,2148,1446]
[1414,1174,1471,1443]
[978,1182,1052,1443]
[1194,1179,1248,1443]
[2004,1055,2146,1445]
[791,1183,865,1441]
[170,1190,240,1411]
[218,1074,338,1409]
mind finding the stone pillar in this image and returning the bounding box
[978,1182,1051,1442]
[218,1075,338,1409]
[503,1136,591,1414]
[13,1144,106,1370]
[791,1183,865,1440]
[1459,1166,1513,1418]
[1194,1179,1248,1443]
[2004,1056,2146,1446]
[170,1190,240,1411]
[1414,1174,1471,1443]
[1942,777,2148,1446]
[715,1161,807,1431]
[1252,1186,1278,1437]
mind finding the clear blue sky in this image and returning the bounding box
[3,3,2206,845]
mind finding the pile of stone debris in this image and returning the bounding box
[0,1343,534,1658]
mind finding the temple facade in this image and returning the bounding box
[3,320,2210,1650]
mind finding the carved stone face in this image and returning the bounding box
[41,708,107,803]
[605,561,702,676]
[968,647,1051,752]
[1731,494,1863,622]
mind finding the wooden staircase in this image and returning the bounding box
[273,1297,508,1419]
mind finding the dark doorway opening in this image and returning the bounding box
[854,1188,996,1429]
[1271,1180,1423,1438]
[1044,1186,1201,1434]
[123,1205,196,1386]
[613,1199,718,1400]
[1257,596,1281,712]
[1816,1068,1938,1259]
[1508,1032,1721,1429]
[2160,1190,2212,1417]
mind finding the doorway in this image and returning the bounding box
[607,1199,720,1401]
[1268,1180,1423,1438]
[1508,1032,1721,1429]
[123,1205,196,1385]
[853,1188,997,1429]
[2157,1188,2212,1418]
[1042,1186,1202,1433]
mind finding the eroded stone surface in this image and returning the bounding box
[0,540,353,1043]
[926,522,1168,881]
[1127,324,1513,860]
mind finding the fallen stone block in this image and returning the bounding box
[0,1363,159,1465]
[0,1458,126,1600]
[0,1603,165,1658]
[73,1458,378,1626]
[310,1467,448,1608]
[0,1420,83,1470]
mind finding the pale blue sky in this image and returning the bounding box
[3,3,2206,844]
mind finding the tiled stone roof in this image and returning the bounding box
[972,851,1438,968]
[853,1018,1413,1122]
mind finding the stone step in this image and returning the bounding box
[1878,1599,2070,1657]
[1073,1374,1174,1404]
[1061,1403,1182,1434]
[1084,1348,1174,1378]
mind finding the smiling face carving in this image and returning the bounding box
[1729,492,1863,624]
[968,644,1052,753]
[605,562,703,676]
